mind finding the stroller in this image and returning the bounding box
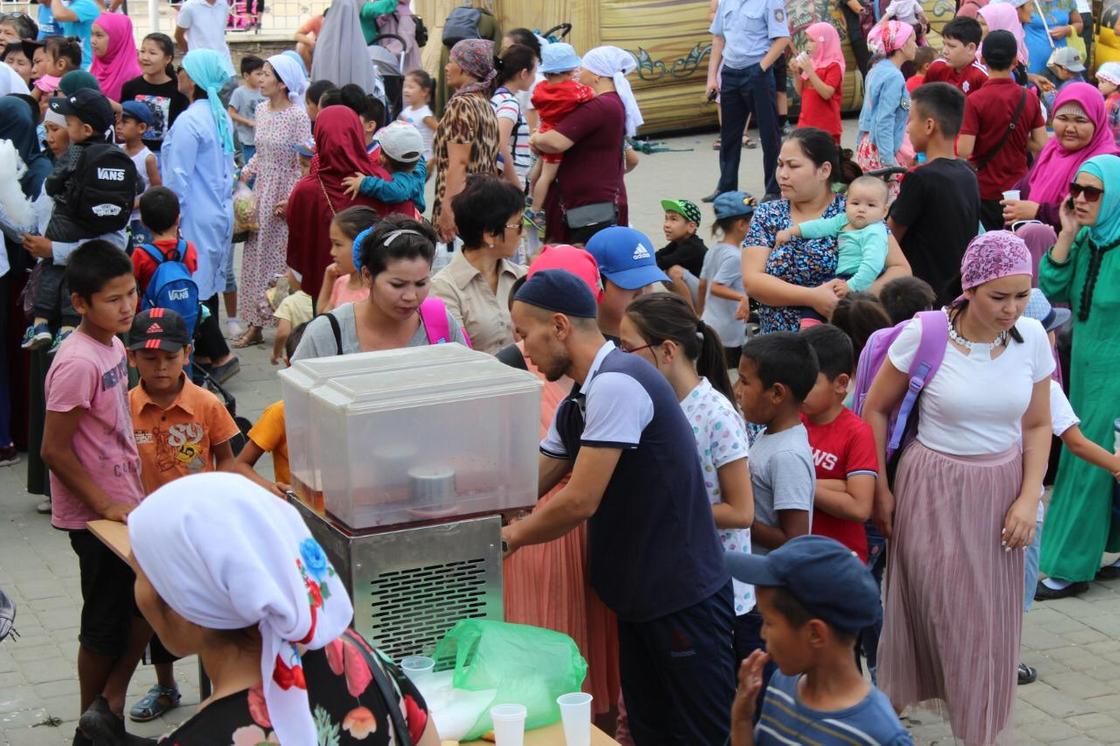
[192,362,254,456]
[369,33,408,121]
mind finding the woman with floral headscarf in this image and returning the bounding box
[856,21,917,198]
[791,22,845,143]
[430,39,500,248]
[128,473,440,744]
[864,232,1053,743]
[232,53,312,348]
[1036,155,1120,599]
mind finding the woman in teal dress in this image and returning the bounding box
[1037,154,1120,597]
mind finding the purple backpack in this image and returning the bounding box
[852,310,949,466]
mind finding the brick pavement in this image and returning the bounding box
[4,131,1120,744]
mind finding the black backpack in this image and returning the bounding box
[441,6,481,48]
[64,143,139,235]
[412,14,428,47]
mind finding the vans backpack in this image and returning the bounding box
[441,6,482,47]
[65,143,139,236]
[851,310,948,475]
[138,240,201,337]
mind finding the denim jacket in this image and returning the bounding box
[857,59,910,165]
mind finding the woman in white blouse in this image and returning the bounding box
[863,231,1052,745]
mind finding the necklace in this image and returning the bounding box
[946,308,1008,351]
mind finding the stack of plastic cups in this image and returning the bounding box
[557,692,593,746]
[490,703,528,746]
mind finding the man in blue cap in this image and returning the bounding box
[506,269,736,744]
[726,536,912,745]
[584,226,670,341]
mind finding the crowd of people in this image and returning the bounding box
[1,0,1120,743]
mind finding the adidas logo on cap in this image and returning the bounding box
[632,243,651,261]
[147,323,163,334]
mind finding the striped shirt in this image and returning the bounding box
[755,673,913,745]
[491,87,532,185]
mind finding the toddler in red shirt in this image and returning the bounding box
[798,325,879,562]
[906,46,937,93]
[525,43,595,235]
[792,22,845,144]
[132,186,198,300]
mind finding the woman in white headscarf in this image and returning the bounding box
[529,45,643,244]
[233,53,313,348]
[130,473,441,744]
[310,0,384,98]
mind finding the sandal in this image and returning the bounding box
[232,326,263,348]
[129,685,181,722]
[711,138,721,150]
[742,135,758,149]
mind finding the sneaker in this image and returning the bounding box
[1034,579,1089,601]
[1017,662,1037,685]
[209,356,240,384]
[21,323,52,350]
[224,317,246,339]
[0,445,19,467]
[48,328,73,355]
[36,498,51,515]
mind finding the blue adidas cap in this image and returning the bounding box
[725,535,882,634]
[585,226,669,291]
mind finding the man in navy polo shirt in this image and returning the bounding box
[505,269,736,744]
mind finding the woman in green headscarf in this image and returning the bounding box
[1037,154,1120,599]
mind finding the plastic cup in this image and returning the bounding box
[557,692,593,746]
[490,703,527,746]
[1002,190,1021,202]
[401,655,435,685]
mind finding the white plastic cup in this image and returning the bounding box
[557,692,593,746]
[490,703,527,746]
[1002,190,1021,202]
[400,655,435,684]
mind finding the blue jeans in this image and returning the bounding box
[223,240,237,294]
[1024,518,1043,613]
[860,521,887,684]
[239,143,256,166]
[717,63,780,196]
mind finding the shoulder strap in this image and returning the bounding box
[419,296,473,347]
[342,630,414,746]
[324,311,344,356]
[974,88,1028,172]
[887,310,949,454]
[138,243,164,265]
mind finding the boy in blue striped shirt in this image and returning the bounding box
[727,536,913,745]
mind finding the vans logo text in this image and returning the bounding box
[97,168,126,181]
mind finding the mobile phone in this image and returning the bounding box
[706,88,718,103]
[1065,197,1075,211]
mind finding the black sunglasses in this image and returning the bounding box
[1068,182,1104,202]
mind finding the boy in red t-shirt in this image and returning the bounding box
[907,46,937,93]
[798,325,879,562]
[923,17,988,95]
[132,186,198,300]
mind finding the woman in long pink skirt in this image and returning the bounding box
[863,232,1053,744]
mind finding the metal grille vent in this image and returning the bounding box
[367,557,489,661]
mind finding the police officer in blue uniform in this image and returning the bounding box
[505,269,736,744]
[706,0,790,201]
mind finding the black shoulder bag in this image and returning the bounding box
[973,88,1027,172]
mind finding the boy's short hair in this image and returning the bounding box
[66,240,134,302]
[770,586,858,644]
[981,30,1017,71]
[879,276,937,325]
[318,87,343,109]
[913,46,937,70]
[340,84,386,130]
[941,16,982,48]
[910,82,966,137]
[44,36,82,69]
[800,324,854,381]
[306,78,336,104]
[139,186,181,234]
[847,175,890,202]
[740,332,819,402]
[240,55,265,76]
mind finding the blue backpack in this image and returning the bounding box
[139,241,200,336]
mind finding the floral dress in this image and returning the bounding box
[239,101,312,328]
[744,194,844,333]
[157,630,429,745]
[430,91,500,228]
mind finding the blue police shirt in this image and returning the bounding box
[710,0,791,69]
[541,342,730,622]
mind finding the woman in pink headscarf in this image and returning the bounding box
[791,22,845,143]
[978,2,1030,71]
[855,21,916,196]
[1004,82,1120,230]
[89,13,142,102]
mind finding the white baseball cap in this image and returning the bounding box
[377,123,425,164]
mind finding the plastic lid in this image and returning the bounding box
[281,343,487,391]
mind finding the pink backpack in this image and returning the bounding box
[851,310,948,469]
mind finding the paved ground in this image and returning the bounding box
[4,124,1120,744]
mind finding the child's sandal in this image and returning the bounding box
[128,685,181,722]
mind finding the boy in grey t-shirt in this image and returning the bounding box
[227,55,265,164]
[734,332,818,555]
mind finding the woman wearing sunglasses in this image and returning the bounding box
[1035,153,1120,599]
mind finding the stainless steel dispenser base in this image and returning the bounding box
[292,499,504,661]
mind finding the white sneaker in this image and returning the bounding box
[224,318,245,339]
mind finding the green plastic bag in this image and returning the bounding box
[433,619,588,741]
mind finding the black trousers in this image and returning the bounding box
[32,260,78,327]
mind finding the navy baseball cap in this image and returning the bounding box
[725,535,881,634]
[128,308,192,352]
[513,269,598,319]
[585,226,670,290]
[713,191,757,221]
[121,100,156,127]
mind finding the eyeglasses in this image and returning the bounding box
[620,342,656,355]
[506,220,524,234]
[1068,182,1104,202]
